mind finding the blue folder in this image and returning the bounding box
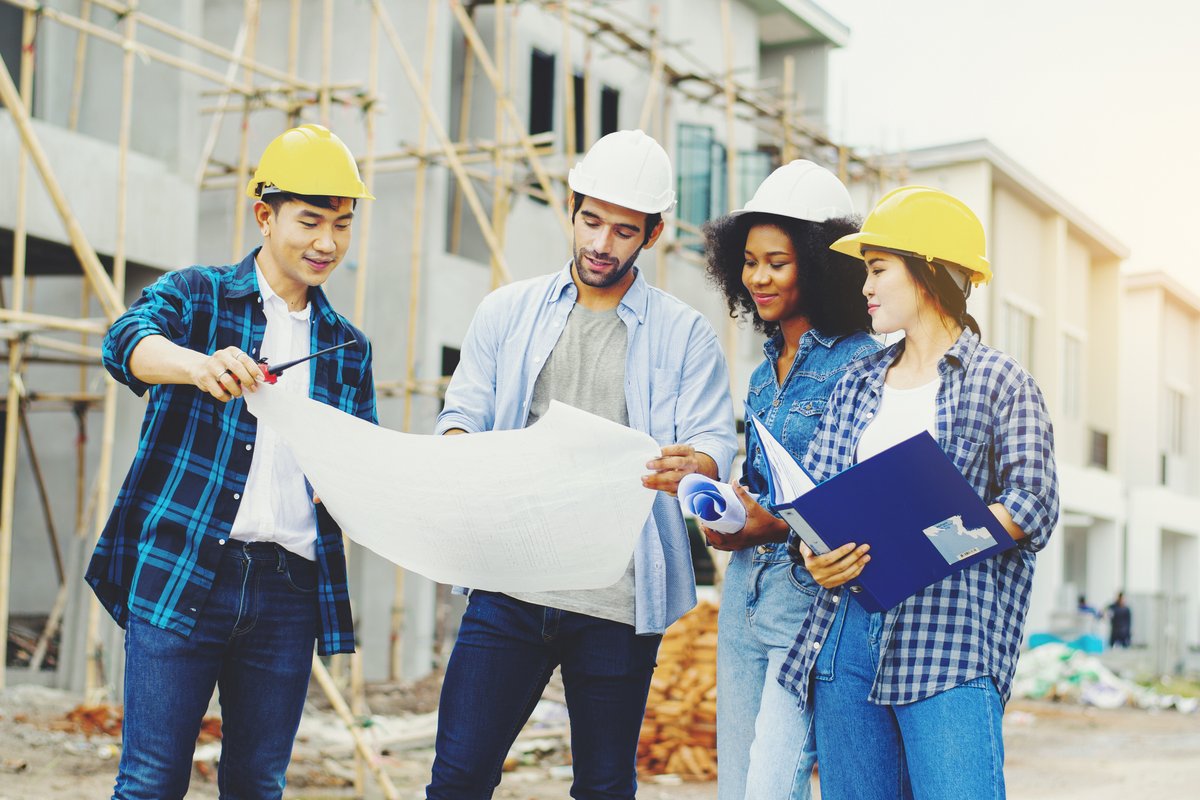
[765,431,1015,613]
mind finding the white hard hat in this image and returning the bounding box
[731,160,853,222]
[568,130,676,214]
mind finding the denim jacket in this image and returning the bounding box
[743,329,879,502]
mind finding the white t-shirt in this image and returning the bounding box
[229,263,318,560]
[855,377,940,463]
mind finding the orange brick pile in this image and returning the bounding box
[637,600,718,780]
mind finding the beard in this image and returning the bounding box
[572,244,641,288]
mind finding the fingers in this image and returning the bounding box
[805,542,871,589]
[199,347,261,401]
[645,444,697,472]
[699,523,739,551]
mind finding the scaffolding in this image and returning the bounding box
[0,1,893,794]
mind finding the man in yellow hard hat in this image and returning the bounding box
[87,124,377,798]
[427,130,737,797]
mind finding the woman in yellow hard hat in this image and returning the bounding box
[699,161,879,800]
[776,186,1059,799]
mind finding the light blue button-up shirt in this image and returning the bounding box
[436,263,738,634]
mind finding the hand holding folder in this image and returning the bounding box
[750,416,1015,613]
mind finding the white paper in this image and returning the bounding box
[677,474,745,533]
[750,415,816,504]
[244,388,661,592]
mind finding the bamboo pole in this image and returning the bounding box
[561,0,576,163]
[368,0,514,285]
[114,0,137,298]
[287,0,301,127]
[0,53,123,321]
[231,0,261,261]
[489,0,509,290]
[0,11,37,688]
[720,0,739,400]
[637,4,663,132]
[68,0,93,131]
[18,405,65,584]
[193,20,251,186]
[390,0,440,683]
[781,54,796,164]
[0,310,107,336]
[448,42,476,254]
[28,583,68,671]
[446,0,572,241]
[320,0,332,126]
[310,657,400,799]
[352,12,380,328]
[84,375,118,697]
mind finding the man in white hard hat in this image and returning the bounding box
[427,130,737,797]
[88,124,377,798]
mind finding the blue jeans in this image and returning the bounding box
[717,543,816,800]
[113,540,319,800]
[812,593,1006,800]
[427,591,662,799]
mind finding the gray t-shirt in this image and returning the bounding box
[506,303,637,625]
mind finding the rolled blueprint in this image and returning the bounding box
[677,473,745,534]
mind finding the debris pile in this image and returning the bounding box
[1013,643,1199,713]
[637,601,718,780]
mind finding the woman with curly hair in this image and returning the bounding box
[700,160,877,800]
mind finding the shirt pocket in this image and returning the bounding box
[780,398,826,457]
[945,436,986,481]
[649,367,680,444]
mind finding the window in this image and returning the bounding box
[573,73,587,153]
[1061,333,1083,419]
[529,49,556,136]
[0,5,27,96]
[1088,429,1109,470]
[1003,302,1036,371]
[737,151,773,212]
[600,85,620,137]
[677,123,715,234]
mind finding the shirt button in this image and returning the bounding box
[245,444,253,451]
[832,594,840,603]
[812,641,821,651]
[756,545,769,554]
[233,493,241,500]
[772,399,781,408]
[218,539,226,545]
[866,411,875,418]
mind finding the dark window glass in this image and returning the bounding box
[573,72,586,153]
[600,85,619,137]
[529,49,556,135]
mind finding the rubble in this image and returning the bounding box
[1013,643,1199,712]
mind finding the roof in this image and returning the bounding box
[895,139,1130,261]
[744,0,850,48]
[1124,270,1200,314]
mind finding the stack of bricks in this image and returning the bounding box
[636,600,719,780]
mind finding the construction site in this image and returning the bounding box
[1,1,1198,797]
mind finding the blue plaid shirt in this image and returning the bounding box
[778,329,1058,706]
[87,249,377,656]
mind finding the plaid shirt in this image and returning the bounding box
[778,329,1058,706]
[87,249,377,656]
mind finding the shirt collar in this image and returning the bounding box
[254,260,311,321]
[549,260,649,324]
[761,327,840,362]
[866,327,979,387]
[225,247,339,326]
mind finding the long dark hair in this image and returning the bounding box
[702,212,871,336]
[899,255,982,337]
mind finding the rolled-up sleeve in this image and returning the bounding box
[993,375,1059,552]
[102,271,193,397]
[435,295,500,435]
[354,338,379,425]
[674,323,737,481]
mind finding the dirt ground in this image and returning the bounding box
[1,680,1198,800]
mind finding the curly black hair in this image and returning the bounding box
[702,212,871,337]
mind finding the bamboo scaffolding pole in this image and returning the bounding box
[352,13,379,328]
[448,41,476,254]
[0,310,107,336]
[231,0,261,261]
[28,582,68,671]
[581,0,593,154]
[0,54,123,321]
[310,657,400,800]
[720,0,740,400]
[637,4,663,133]
[0,0,294,110]
[68,0,93,131]
[561,0,576,164]
[447,0,572,241]
[391,0,440,684]
[369,0,514,285]
[114,0,137,298]
[781,54,796,163]
[23,334,103,361]
[287,0,301,126]
[84,374,118,697]
[0,11,37,688]
[87,0,320,92]
[320,0,332,126]
[489,0,510,290]
[18,404,65,584]
[193,20,251,186]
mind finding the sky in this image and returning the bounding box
[816,0,1200,293]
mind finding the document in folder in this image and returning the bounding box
[751,417,1015,613]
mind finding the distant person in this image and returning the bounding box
[1077,594,1100,618]
[699,160,877,800]
[88,124,377,799]
[780,186,1059,799]
[1107,592,1132,648]
[426,130,737,798]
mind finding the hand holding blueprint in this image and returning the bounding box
[676,474,745,533]
[244,388,661,592]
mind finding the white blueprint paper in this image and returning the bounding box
[243,389,660,592]
[677,474,745,533]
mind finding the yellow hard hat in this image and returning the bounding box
[830,186,991,285]
[246,124,374,200]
